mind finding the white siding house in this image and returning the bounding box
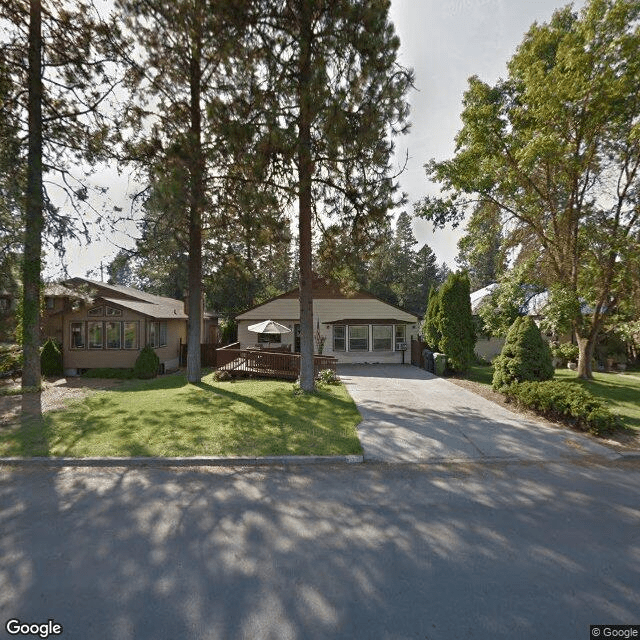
[236,279,419,364]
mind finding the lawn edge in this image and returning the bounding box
[0,454,364,467]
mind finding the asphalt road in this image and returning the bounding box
[1,460,639,640]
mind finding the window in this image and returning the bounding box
[395,325,406,350]
[0,297,9,312]
[71,322,85,349]
[88,306,103,317]
[348,325,368,351]
[88,321,103,349]
[257,332,281,344]
[105,306,122,316]
[124,322,138,349]
[106,322,121,349]
[333,325,346,351]
[149,321,168,348]
[45,297,55,310]
[372,325,393,351]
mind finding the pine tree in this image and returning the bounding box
[234,0,412,391]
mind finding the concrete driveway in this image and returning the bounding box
[339,364,617,463]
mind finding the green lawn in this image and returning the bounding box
[459,364,640,432]
[0,373,363,458]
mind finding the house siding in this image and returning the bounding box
[62,305,186,373]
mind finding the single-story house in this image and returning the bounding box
[235,277,419,364]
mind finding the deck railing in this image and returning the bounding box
[215,347,337,380]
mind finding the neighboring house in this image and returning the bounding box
[236,277,419,364]
[471,284,570,361]
[60,278,189,375]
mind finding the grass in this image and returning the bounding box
[458,363,640,432]
[0,373,363,458]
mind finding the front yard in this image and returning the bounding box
[0,373,363,458]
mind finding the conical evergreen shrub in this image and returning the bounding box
[492,316,554,389]
[41,339,63,377]
[134,345,160,379]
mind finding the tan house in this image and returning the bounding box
[60,278,188,375]
[236,278,419,364]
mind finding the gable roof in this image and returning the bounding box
[236,275,418,322]
[65,277,187,320]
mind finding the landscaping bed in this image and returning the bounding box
[0,372,363,458]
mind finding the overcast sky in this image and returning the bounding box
[48,0,585,280]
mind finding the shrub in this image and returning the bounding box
[82,368,135,379]
[133,345,160,379]
[212,369,232,382]
[503,380,618,436]
[0,345,22,375]
[40,339,63,377]
[316,368,339,385]
[492,316,553,389]
[436,272,476,372]
[423,286,442,350]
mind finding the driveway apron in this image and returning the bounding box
[339,364,617,463]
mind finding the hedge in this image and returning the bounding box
[503,380,619,436]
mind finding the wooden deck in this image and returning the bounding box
[216,347,337,380]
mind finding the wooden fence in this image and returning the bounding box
[179,342,220,367]
[411,338,425,368]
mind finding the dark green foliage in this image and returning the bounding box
[503,381,618,436]
[40,339,63,377]
[0,344,22,375]
[551,342,579,364]
[82,368,135,379]
[316,369,339,385]
[423,286,441,350]
[492,317,554,389]
[436,272,476,372]
[133,345,160,379]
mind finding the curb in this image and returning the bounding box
[0,454,364,468]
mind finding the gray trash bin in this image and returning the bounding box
[422,348,435,373]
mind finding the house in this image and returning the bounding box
[58,278,190,375]
[235,277,419,364]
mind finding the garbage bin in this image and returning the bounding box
[422,348,435,373]
[433,352,447,376]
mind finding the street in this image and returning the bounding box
[1,460,639,639]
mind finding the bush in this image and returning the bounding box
[492,316,553,389]
[316,368,339,385]
[0,345,22,375]
[212,369,232,382]
[82,368,135,379]
[133,345,160,379]
[503,380,618,436]
[40,339,63,377]
[423,286,442,350]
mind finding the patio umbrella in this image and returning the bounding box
[247,320,291,334]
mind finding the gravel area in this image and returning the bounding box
[0,377,123,425]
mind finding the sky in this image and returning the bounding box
[46,0,586,281]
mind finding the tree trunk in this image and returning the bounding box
[297,0,314,392]
[576,334,595,379]
[22,0,43,389]
[186,28,203,384]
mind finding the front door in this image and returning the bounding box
[294,323,301,353]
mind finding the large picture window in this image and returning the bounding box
[372,325,393,351]
[88,321,103,349]
[348,325,368,351]
[124,322,138,349]
[333,325,346,351]
[106,322,121,349]
[395,325,406,350]
[71,322,85,349]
